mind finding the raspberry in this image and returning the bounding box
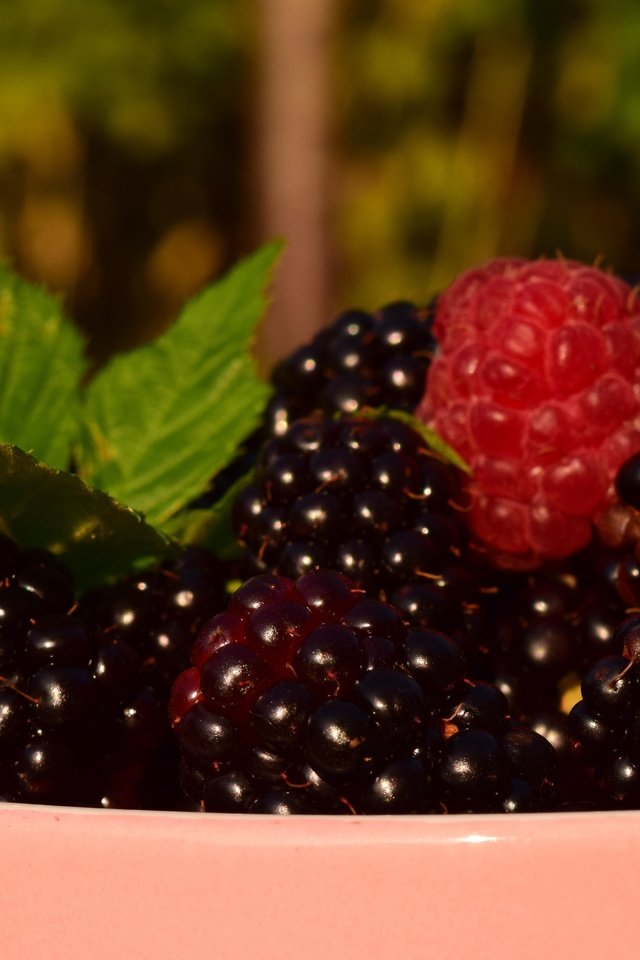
[417,257,640,568]
[170,569,558,814]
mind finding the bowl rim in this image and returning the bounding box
[1,799,638,848]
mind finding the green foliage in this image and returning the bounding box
[0,0,246,154]
[335,0,640,313]
[77,242,280,527]
[0,265,86,468]
[0,242,279,584]
[0,443,174,590]
[162,472,251,559]
[3,0,640,368]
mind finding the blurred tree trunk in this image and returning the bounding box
[254,0,335,372]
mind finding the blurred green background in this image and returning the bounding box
[1,0,639,367]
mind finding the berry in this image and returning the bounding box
[232,414,477,638]
[417,257,640,568]
[195,301,437,508]
[438,729,513,812]
[0,537,228,809]
[565,613,640,807]
[580,655,639,720]
[171,569,558,814]
[266,301,436,436]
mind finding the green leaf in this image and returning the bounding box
[0,264,86,469]
[163,470,253,558]
[77,241,281,527]
[0,443,176,591]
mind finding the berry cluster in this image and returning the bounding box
[200,300,435,506]
[232,415,470,617]
[266,301,435,435]
[8,255,640,816]
[170,569,557,814]
[0,537,226,808]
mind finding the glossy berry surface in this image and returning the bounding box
[195,301,437,510]
[417,258,640,568]
[171,569,558,814]
[266,301,436,437]
[566,614,640,808]
[0,538,227,809]
[232,414,476,636]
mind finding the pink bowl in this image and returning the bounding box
[1,802,638,959]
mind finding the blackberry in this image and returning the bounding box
[0,538,228,809]
[566,613,640,808]
[232,414,478,637]
[473,547,640,731]
[78,546,229,808]
[434,540,640,806]
[479,570,581,719]
[81,547,227,693]
[266,301,436,435]
[195,301,436,508]
[171,569,558,814]
[0,541,104,805]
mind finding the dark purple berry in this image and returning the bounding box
[439,730,513,811]
[581,655,639,720]
[173,570,554,814]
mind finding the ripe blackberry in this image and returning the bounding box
[266,301,436,436]
[171,569,558,814]
[453,534,640,780]
[0,540,102,805]
[418,257,640,568]
[566,613,640,808]
[232,413,481,640]
[0,538,228,809]
[194,301,436,509]
[80,547,227,694]
[77,546,229,808]
[477,570,580,711]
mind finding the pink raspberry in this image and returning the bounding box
[416,257,640,568]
